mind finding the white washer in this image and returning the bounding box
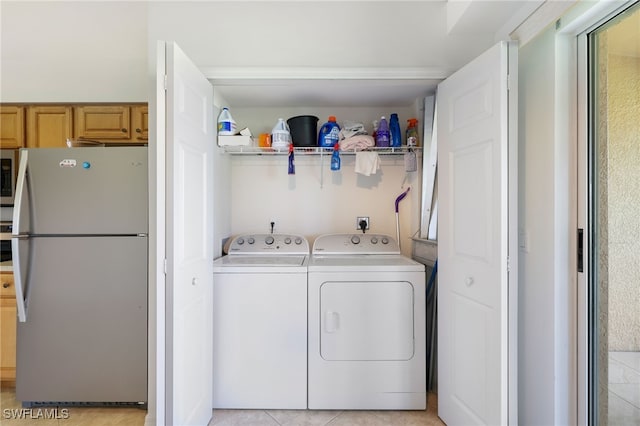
[308,233,426,410]
[212,233,309,409]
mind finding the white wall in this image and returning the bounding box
[518,25,561,425]
[0,1,148,102]
[229,153,421,254]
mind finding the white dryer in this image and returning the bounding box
[308,233,426,410]
[212,233,309,409]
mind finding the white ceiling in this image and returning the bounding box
[148,0,551,107]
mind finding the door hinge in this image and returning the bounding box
[506,255,510,272]
[506,74,512,91]
[163,258,168,275]
[164,74,168,91]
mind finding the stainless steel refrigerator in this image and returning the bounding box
[11,147,148,406]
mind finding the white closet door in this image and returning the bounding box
[437,41,518,426]
[163,41,215,426]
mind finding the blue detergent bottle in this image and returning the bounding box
[318,116,340,147]
[331,143,341,171]
[389,113,401,147]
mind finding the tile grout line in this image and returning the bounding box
[609,388,640,410]
[609,352,640,375]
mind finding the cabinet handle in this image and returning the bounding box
[2,282,10,289]
[121,128,127,133]
[136,128,142,133]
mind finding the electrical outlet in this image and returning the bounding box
[356,217,370,231]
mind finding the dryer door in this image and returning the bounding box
[320,281,414,361]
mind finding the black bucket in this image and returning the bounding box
[287,115,319,147]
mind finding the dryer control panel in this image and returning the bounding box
[227,233,309,255]
[312,233,400,255]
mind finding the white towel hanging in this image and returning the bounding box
[354,151,380,176]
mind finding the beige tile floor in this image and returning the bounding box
[0,386,146,425]
[609,351,640,426]
[1,386,443,426]
[209,393,443,426]
[1,352,637,425]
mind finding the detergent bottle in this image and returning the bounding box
[375,116,390,147]
[389,113,401,147]
[318,116,340,147]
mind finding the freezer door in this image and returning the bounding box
[20,147,147,235]
[16,236,147,403]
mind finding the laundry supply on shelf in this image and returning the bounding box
[318,116,340,147]
[331,143,341,171]
[271,118,292,151]
[354,151,380,176]
[288,143,295,175]
[406,118,420,147]
[389,113,401,147]
[375,116,390,147]
[217,107,237,135]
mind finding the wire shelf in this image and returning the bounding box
[222,146,422,155]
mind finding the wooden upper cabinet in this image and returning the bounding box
[132,105,148,141]
[1,106,25,149]
[27,106,73,148]
[74,105,131,141]
[4,104,147,147]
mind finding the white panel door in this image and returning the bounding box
[438,41,518,426]
[165,42,214,426]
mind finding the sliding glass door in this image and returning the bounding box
[587,4,640,424]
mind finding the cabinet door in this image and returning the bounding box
[1,106,25,149]
[75,105,131,140]
[132,105,148,141]
[0,273,16,382]
[27,106,73,148]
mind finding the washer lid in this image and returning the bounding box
[215,255,307,267]
[213,254,308,273]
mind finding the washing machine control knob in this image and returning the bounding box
[265,236,275,245]
[284,237,292,244]
[371,237,378,244]
[295,237,303,245]
[351,235,360,244]
[236,238,245,245]
[381,237,389,244]
[248,238,255,244]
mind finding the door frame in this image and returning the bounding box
[147,40,168,426]
[561,1,639,425]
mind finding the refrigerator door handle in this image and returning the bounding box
[11,236,28,322]
[12,150,28,235]
[12,151,30,322]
